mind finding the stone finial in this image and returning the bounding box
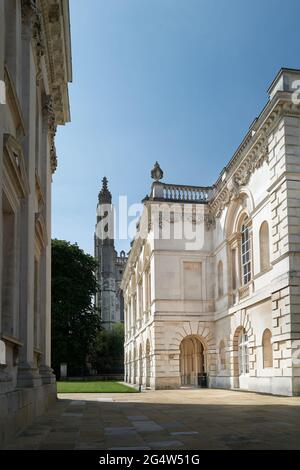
[99,176,112,204]
[151,162,163,182]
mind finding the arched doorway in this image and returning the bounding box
[180,336,206,386]
[233,327,249,389]
[145,339,151,388]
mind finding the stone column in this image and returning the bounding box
[17,9,41,388]
[0,0,4,337]
[38,97,55,384]
[142,354,147,388]
[136,283,141,328]
[128,297,131,338]
[0,0,5,386]
[142,271,147,321]
[130,296,134,336]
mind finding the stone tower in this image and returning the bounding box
[94,178,127,329]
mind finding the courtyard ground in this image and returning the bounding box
[3,388,300,450]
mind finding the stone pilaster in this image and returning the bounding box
[38,99,55,384]
[0,0,5,337]
[17,9,41,388]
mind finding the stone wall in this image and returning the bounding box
[0,0,72,445]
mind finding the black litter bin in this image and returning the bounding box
[197,372,207,388]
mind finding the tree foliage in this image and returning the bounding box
[91,322,124,373]
[51,239,100,377]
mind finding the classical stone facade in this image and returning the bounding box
[122,68,300,396]
[0,0,72,446]
[95,178,127,329]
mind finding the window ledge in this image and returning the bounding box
[253,267,272,280]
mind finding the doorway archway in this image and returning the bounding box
[233,326,249,389]
[180,336,206,386]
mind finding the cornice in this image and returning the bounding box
[209,94,300,218]
[20,1,72,173]
[40,0,71,124]
[21,1,71,126]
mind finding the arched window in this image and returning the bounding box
[259,221,270,272]
[241,217,251,285]
[238,329,249,374]
[219,340,226,370]
[262,329,273,368]
[218,261,224,298]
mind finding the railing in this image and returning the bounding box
[161,183,213,203]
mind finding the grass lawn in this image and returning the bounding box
[57,380,137,393]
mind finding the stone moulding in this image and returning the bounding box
[209,95,300,218]
[42,94,58,173]
[21,0,72,172]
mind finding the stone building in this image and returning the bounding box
[0,0,72,445]
[122,68,300,396]
[95,177,127,329]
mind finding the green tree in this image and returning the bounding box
[51,239,100,378]
[91,322,124,373]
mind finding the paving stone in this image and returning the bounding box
[132,421,164,432]
[128,415,149,421]
[160,421,184,430]
[147,440,184,449]
[3,389,300,450]
[109,447,151,450]
[104,427,137,436]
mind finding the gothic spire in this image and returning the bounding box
[98,176,112,204]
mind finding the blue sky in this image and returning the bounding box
[53,0,300,255]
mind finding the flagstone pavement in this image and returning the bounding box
[3,388,300,450]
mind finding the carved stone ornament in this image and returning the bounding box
[209,138,269,218]
[204,213,216,231]
[21,0,39,23]
[21,0,45,83]
[151,162,164,181]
